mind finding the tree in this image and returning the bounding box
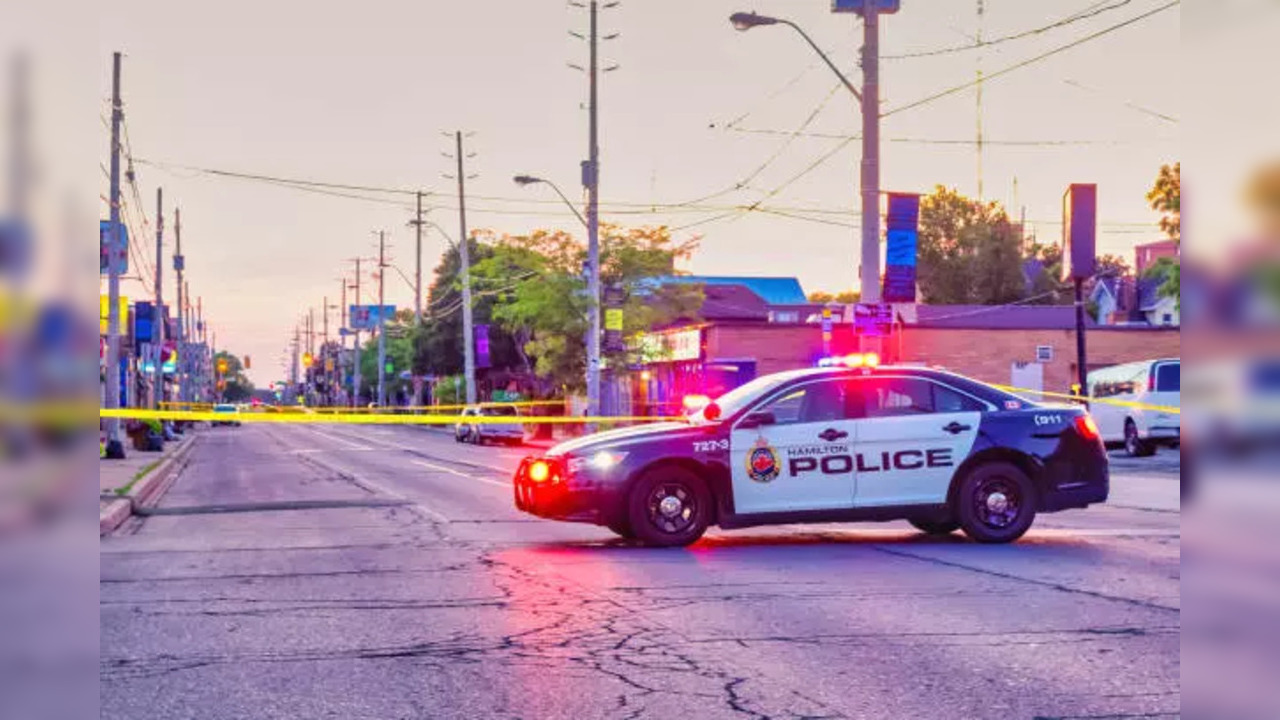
[1146,163,1181,304]
[917,186,1025,304]
[212,351,254,402]
[472,225,702,392]
[807,290,860,303]
[1147,162,1180,242]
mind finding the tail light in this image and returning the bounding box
[1148,372,1156,392]
[1074,414,1101,442]
[527,460,552,483]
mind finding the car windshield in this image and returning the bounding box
[481,406,517,416]
[213,405,236,413]
[690,370,817,422]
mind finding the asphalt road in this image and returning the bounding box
[100,424,1180,720]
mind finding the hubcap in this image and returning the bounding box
[974,478,1020,529]
[647,483,696,534]
[659,495,683,517]
[985,491,1009,515]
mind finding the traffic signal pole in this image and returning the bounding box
[152,187,164,409]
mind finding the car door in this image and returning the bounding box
[728,378,858,514]
[849,376,986,508]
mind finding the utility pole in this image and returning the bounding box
[174,208,185,403]
[410,191,425,408]
[197,295,204,401]
[340,278,348,406]
[414,191,424,326]
[322,296,329,347]
[455,131,476,406]
[859,0,882,306]
[151,187,164,409]
[376,230,387,407]
[583,0,603,418]
[351,257,363,407]
[103,51,125,458]
[307,307,315,356]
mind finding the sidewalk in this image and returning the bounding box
[99,428,201,534]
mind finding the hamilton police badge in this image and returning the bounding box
[745,437,781,484]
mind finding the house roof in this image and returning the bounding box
[698,284,770,321]
[907,304,1100,330]
[659,276,808,305]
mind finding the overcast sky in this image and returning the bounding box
[11,0,1192,383]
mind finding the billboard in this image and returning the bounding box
[348,304,396,330]
[882,193,920,303]
[1061,184,1097,281]
[475,324,491,369]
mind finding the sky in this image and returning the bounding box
[9,0,1189,384]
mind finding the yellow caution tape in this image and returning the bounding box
[98,408,679,425]
[990,384,1180,415]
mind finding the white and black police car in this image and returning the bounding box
[514,355,1108,547]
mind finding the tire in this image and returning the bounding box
[626,466,711,548]
[1124,420,1155,457]
[908,518,960,535]
[954,462,1037,544]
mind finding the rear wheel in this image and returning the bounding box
[627,466,710,547]
[908,518,960,535]
[1124,420,1155,457]
[955,462,1037,544]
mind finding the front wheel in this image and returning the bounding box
[1124,421,1155,457]
[955,462,1037,544]
[626,466,711,547]
[908,518,960,535]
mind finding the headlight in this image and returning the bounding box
[569,450,629,473]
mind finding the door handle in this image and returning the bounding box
[942,421,971,435]
[818,428,848,442]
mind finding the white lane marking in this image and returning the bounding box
[321,426,517,474]
[411,460,510,489]
[303,426,372,451]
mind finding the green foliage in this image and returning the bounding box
[917,186,1026,305]
[1143,256,1181,308]
[1147,163,1180,242]
[808,290,860,304]
[212,351,254,402]
[470,224,702,391]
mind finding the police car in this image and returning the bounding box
[513,355,1108,546]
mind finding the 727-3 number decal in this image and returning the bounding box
[693,439,730,453]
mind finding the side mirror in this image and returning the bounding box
[738,410,776,429]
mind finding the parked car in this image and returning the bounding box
[455,405,523,446]
[1087,358,1180,456]
[211,403,242,427]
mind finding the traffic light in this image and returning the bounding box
[302,352,314,368]
[243,355,251,369]
[216,357,229,375]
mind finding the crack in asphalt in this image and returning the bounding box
[871,545,1181,613]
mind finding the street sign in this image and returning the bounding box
[832,0,900,14]
[854,303,894,336]
[100,220,128,275]
[349,304,396,330]
[99,294,129,334]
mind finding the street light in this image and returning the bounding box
[729,7,882,308]
[728,12,861,101]
[514,173,598,419]
[513,175,589,228]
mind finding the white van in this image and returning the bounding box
[1087,358,1180,456]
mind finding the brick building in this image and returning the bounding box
[629,279,1180,411]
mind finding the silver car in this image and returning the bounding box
[455,405,523,446]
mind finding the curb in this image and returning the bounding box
[99,433,200,536]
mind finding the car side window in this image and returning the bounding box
[751,380,855,426]
[858,378,983,417]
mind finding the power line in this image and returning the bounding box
[725,127,1140,146]
[882,0,1136,59]
[882,1,1178,118]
